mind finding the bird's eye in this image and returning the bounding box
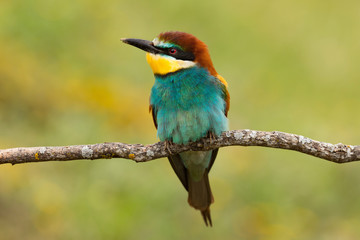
[169,48,177,54]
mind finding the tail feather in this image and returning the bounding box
[201,208,212,227]
[187,170,214,227]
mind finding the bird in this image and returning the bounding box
[121,31,229,226]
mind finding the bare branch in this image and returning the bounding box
[1,129,360,165]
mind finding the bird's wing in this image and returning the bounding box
[216,74,230,116]
[150,104,188,189]
[149,105,158,129]
[207,148,219,172]
[205,74,228,171]
[223,87,230,117]
[168,155,189,190]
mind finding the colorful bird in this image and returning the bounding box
[122,31,229,226]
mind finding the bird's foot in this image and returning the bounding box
[208,132,216,144]
[164,140,173,155]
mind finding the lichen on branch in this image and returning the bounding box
[1,129,360,165]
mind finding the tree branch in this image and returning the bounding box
[1,129,360,165]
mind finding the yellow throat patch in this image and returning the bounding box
[146,53,195,75]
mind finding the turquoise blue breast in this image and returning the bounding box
[150,66,228,144]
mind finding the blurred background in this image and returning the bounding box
[1,0,360,239]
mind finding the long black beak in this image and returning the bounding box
[121,38,163,54]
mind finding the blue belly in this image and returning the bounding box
[150,67,228,144]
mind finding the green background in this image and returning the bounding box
[1,0,360,239]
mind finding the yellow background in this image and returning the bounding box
[1,0,360,239]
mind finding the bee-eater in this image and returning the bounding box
[121,31,229,226]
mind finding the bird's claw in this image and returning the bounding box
[164,140,173,154]
[208,132,215,144]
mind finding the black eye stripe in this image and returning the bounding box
[154,46,195,61]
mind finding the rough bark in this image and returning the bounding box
[1,129,359,165]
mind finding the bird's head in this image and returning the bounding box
[121,31,219,77]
